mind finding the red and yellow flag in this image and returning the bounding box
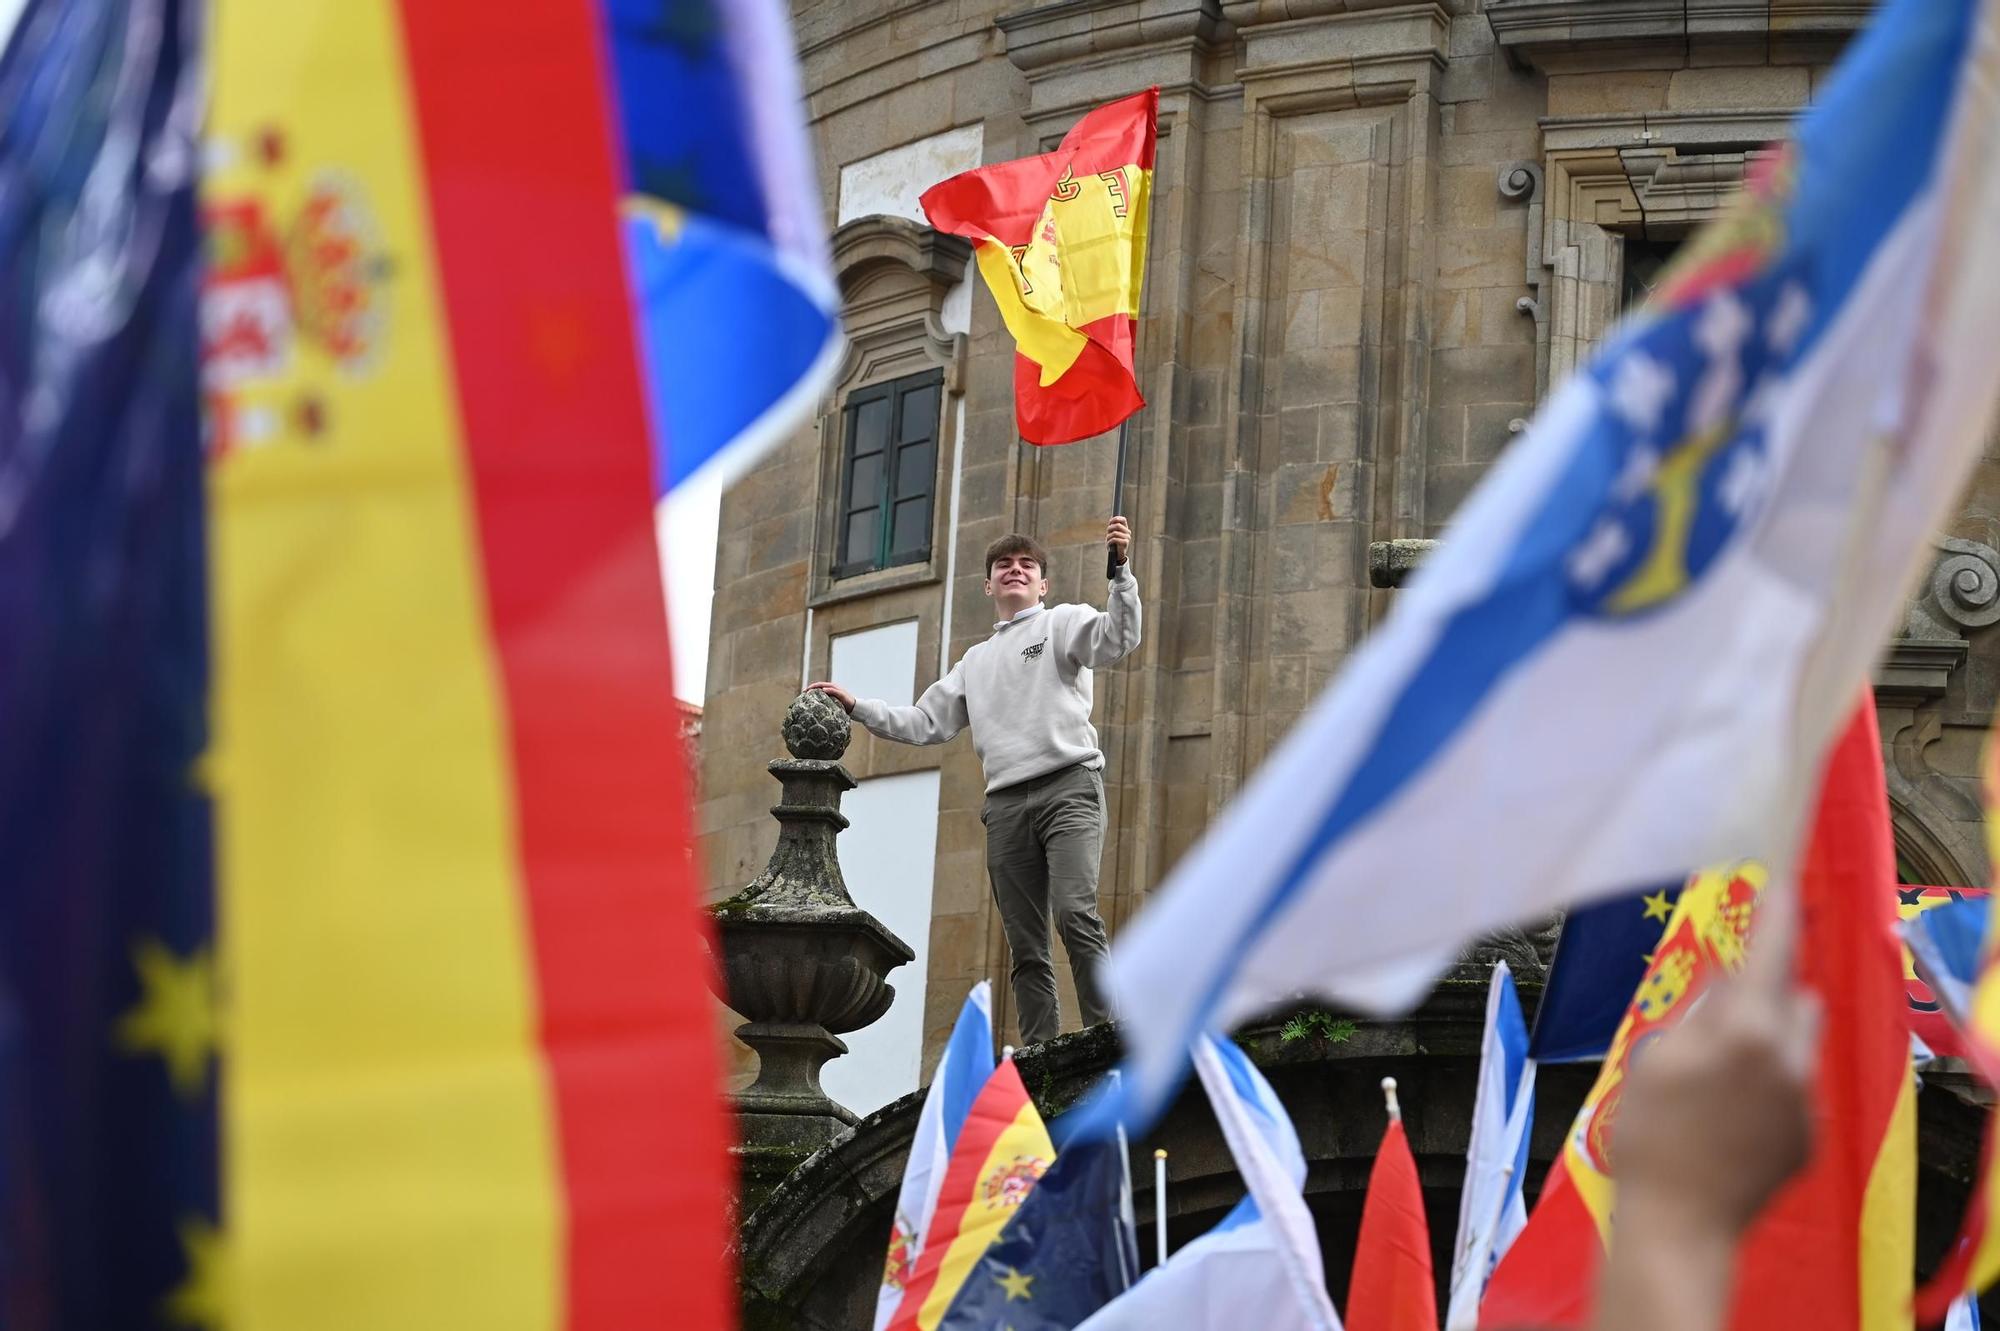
[1480,863,1767,1328]
[1729,698,1913,1331]
[887,1058,1054,1331]
[204,2,730,1327]
[1482,698,1914,1331]
[920,90,1156,445]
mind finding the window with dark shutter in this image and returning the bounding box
[834,368,942,577]
[1620,236,1681,312]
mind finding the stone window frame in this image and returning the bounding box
[1520,111,1993,890]
[1522,111,1795,398]
[808,214,971,609]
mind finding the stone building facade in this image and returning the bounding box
[700,0,2000,1111]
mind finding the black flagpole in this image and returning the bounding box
[1107,417,1130,580]
[1108,110,1160,581]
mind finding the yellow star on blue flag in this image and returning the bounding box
[115,939,217,1098]
[165,1216,230,1330]
[1531,880,1687,1062]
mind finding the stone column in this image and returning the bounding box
[707,690,915,1214]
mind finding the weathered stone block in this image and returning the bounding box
[1269,588,1352,657]
[1279,404,1321,466]
[1465,401,1531,463]
[1666,63,1811,111]
[1431,343,1537,406]
[1281,344,1363,408]
[1425,462,1487,530]
[1548,68,1671,115]
[1440,163,1501,231]
[1273,460,1343,526]
[1270,524,1319,593]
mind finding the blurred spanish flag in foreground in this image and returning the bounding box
[1483,699,1914,1331]
[205,1,730,1327]
[920,90,1156,445]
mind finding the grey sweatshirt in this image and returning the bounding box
[852,568,1142,793]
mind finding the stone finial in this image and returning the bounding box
[706,694,914,1213]
[782,689,852,760]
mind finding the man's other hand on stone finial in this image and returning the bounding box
[806,680,856,713]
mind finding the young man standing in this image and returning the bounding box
[809,517,1140,1047]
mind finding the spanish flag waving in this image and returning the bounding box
[886,1057,1055,1331]
[920,90,1156,445]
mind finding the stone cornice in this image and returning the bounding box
[1487,0,1870,72]
[1235,2,1450,86]
[1541,108,1804,153]
[828,214,973,303]
[997,0,1227,72]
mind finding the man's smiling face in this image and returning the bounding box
[986,552,1049,616]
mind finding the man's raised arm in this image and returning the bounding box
[1064,516,1143,669]
[808,667,969,747]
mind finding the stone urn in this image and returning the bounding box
[707,691,915,1203]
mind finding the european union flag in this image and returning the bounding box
[602,0,842,492]
[0,1,215,1325]
[935,1134,1140,1331]
[1530,881,1683,1063]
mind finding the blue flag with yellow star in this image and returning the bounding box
[0,1,216,1326]
[603,0,841,492]
[934,1133,1140,1331]
[1529,879,1683,1063]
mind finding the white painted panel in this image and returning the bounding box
[837,124,985,227]
[657,467,725,704]
[830,620,920,709]
[939,259,974,335]
[823,769,941,1118]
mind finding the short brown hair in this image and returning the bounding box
[984,533,1049,577]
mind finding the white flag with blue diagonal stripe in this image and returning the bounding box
[1445,964,1535,1331]
[1075,1034,1340,1331]
[1088,0,2000,1132]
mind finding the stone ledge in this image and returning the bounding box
[996,0,1226,72]
[830,214,972,301]
[1235,2,1450,82]
[1874,637,1969,706]
[1487,0,1868,72]
[1368,537,1438,588]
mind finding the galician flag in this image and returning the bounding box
[920,90,1155,445]
[1083,0,2000,1134]
[1075,1035,1342,1331]
[1445,964,1535,1330]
